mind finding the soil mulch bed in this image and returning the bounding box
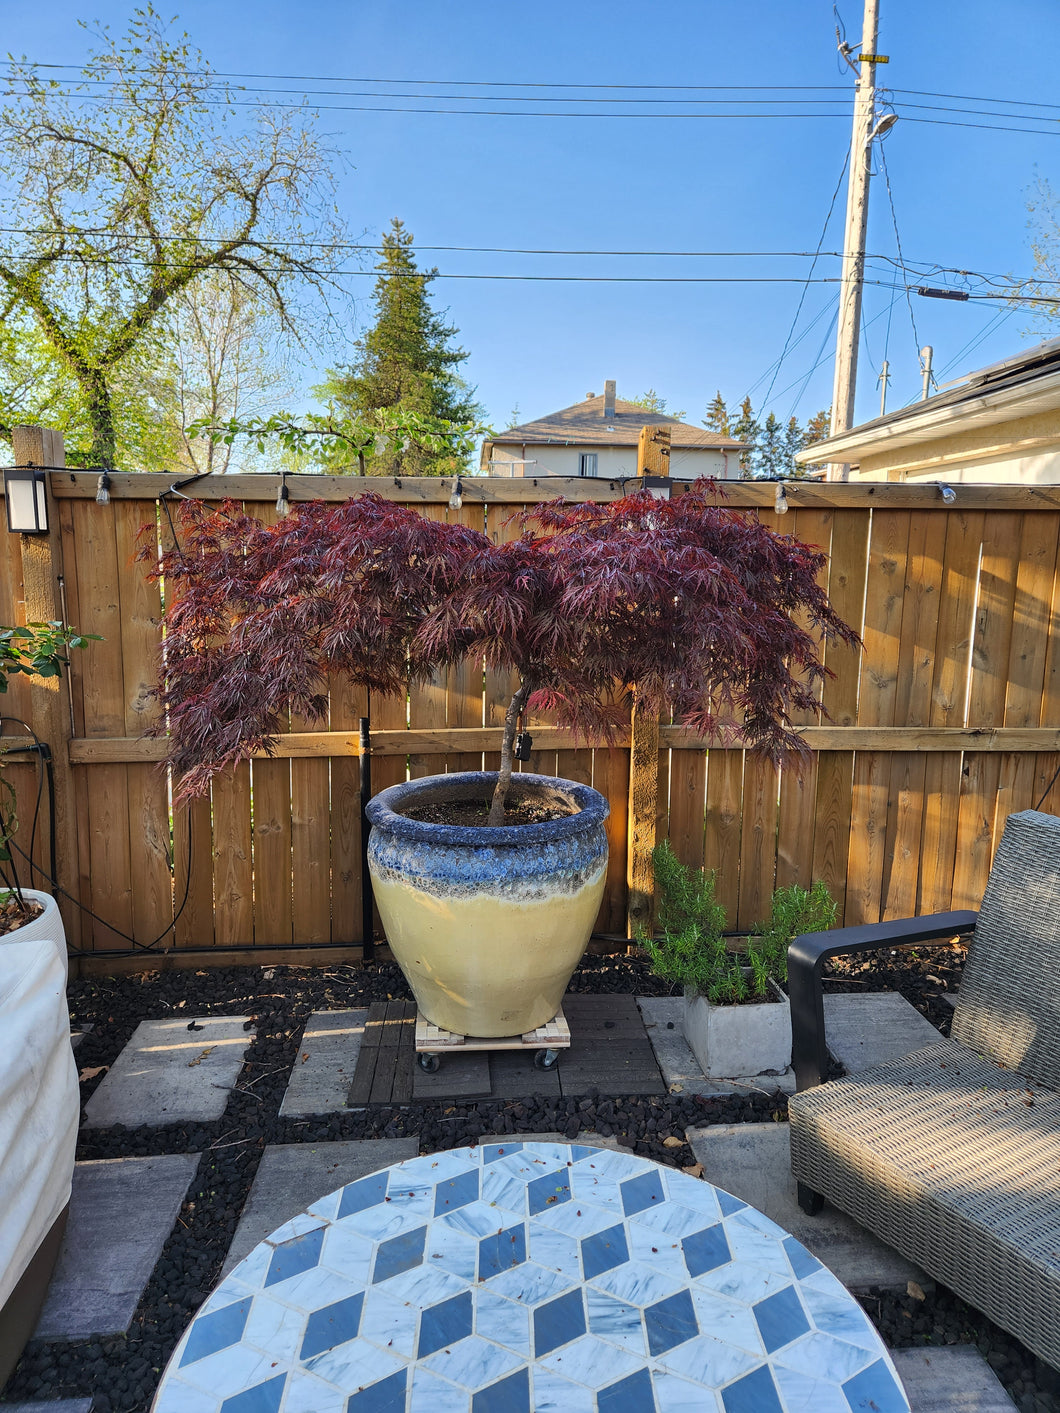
[403,797,572,826]
[5,940,1057,1413]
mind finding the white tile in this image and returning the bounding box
[317,1226,374,1287]
[538,1333,640,1389]
[799,1279,885,1352]
[240,1293,309,1364]
[530,1366,597,1412]
[420,1333,522,1390]
[282,1370,349,1413]
[440,1199,516,1241]
[426,1222,479,1282]
[688,1288,764,1355]
[384,1263,467,1309]
[527,1224,582,1280]
[488,1262,573,1306]
[151,1376,221,1413]
[359,1286,420,1358]
[772,1364,854,1413]
[652,1367,725,1412]
[475,1291,531,1356]
[176,1342,279,1400]
[302,1335,404,1389]
[653,1333,762,1389]
[408,1368,472,1413]
[584,1288,646,1356]
[589,1259,683,1308]
[264,1212,327,1247]
[774,1330,876,1383]
[695,1261,787,1306]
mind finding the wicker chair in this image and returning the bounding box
[787,808,1060,1371]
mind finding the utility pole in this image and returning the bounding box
[827,0,882,481]
[878,359,890,416]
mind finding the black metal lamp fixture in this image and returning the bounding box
[4,467,48,534]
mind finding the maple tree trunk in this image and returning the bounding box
[489,681,530,826]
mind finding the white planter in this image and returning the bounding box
[0,890,67,980]
[682,978,791,1078]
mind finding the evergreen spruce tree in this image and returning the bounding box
[319,218,482,475]
[703,390,731,436]
[801,407,832,476]
[783,416,807,479]
[755,411,784,479]
[732,396,760,479]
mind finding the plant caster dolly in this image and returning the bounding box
[417,1053,441,1073]
[534,1048,559,1070]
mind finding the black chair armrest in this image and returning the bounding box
[788,910,977,1092]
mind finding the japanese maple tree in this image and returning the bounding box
[148,485,857,820]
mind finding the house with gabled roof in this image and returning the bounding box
[481,380,745,481]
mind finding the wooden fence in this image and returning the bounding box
[3,437,1060,973]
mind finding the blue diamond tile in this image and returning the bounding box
[478,1223,527,1279]
[645,1289,699,1356]
[483,1142,523,1163]
[783,1235,822,1281]
[580,1223,630,1280]
[337,1172,389,1220]
[716,1190,747,1217]
[621,1170,666,1217]
[843,1358,908,1412]
[418,1290,473,1357]
[533,1288,586,1357]
[265,1227,325,1288]
[681,1223,731,1277]
[179,1298,252,1366]
[299,1293,364,1360]
[721,1363,783,1413]
[346,1369,408,1413]
[219,1374,287,1413]
[528,1170,572,1216]
[753,1285,810,1354]
[434,1167,480,1216]
[373,1225,428,1283]
[472,1365,530,1413]
[597,1368,656,1413]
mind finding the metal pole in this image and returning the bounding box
[358,717,375,962]
[920,345,934,401]
[828,0,881,481]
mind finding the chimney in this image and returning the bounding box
[603,380,616,421]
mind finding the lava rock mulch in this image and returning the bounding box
[3,941,1056,1413]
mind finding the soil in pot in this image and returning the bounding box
[0,896,44,937]
[403,796,574,827]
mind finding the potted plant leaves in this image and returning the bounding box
[0,621,97,956]
[645,840,836,1078]
[149,484,855,1039]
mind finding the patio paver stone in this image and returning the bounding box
[889,1346,1017,1410]
[280,1008,369,1116]
[83,1016,254,1128]
[221,1138,419,1278]
[822,991,943,1074]
[34,1153,199,1341]
[686,1121,929,1292]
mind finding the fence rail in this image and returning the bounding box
[3,449,1059,973]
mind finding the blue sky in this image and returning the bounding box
[6,0,1060,434]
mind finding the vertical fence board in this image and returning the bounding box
[114,500,173,948]
[212,767,253,946]
[331,674,367,943]
[704,750,743,921]
[73,499,134,948]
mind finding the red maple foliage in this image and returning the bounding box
[146,485,858,817]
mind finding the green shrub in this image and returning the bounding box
[645,841,837,1002]
[750,880,838,984]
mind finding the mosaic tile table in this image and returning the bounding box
[152,1142,909,1413]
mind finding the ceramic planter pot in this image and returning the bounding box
[682,978,791,1078]
[366,771,609,1037]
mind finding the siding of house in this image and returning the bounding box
[850,407,1060,484]
[487,444,733,480]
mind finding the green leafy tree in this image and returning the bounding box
[755,411,784,480]
[0,8,343,467]
[626,389,686,419]
[319,218,483,476]
[783,416,807,478]
[703,390,731,436]
[732,396,760,479]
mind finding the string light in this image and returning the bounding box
[448,476,464,511]
[95,470,111,505]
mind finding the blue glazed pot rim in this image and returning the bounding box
[366,771,609,848]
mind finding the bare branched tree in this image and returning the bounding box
[0,6,346,467]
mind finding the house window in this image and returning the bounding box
[579,453,598,477]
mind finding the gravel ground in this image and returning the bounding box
[3,940,1058,1413]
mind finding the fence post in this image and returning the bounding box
[626,693,659,941]
[8,426,82,957]
[637,425,671,476]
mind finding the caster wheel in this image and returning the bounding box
[418,1053,441,1073]
[534,1048,559,1070]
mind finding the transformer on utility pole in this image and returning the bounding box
[827,0,893,481]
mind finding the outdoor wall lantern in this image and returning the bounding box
[4,467,48,534]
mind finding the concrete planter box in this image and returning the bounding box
[366,771,608,1037]
[682,978,792,1078]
